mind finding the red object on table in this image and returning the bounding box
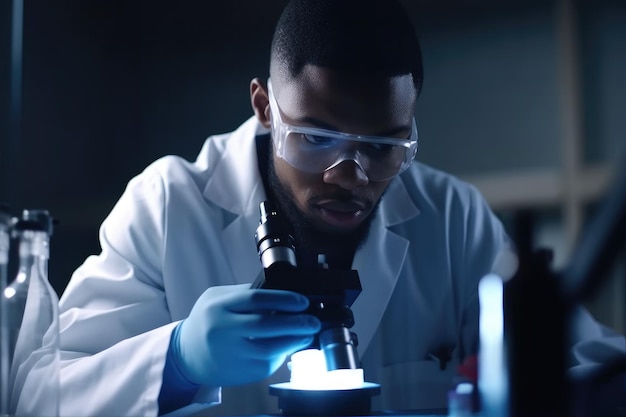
[457,355,478,383]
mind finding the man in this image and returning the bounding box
[58,0,624,416]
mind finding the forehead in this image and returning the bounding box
[273,65,416,134]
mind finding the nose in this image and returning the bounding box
[322,160,369,190]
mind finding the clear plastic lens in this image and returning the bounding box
[302,134,338,147]
[280,131,410,181]
[285,132,344,168]
[268,79,418,181]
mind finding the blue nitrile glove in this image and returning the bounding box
[170,283,321,387]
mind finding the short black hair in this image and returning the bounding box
[270,0,423,95]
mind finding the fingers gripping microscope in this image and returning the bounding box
[251,201,380,416]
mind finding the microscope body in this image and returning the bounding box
[251,201,362,371]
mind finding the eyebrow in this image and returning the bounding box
[296,116,412,138]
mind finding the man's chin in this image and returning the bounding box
[303,209,374,253]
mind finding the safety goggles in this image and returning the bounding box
[267,80,418,182]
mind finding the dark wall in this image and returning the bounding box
[1,1,290,294]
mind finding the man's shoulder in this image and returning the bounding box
[133,154,206,190]
[131,117,260,190]
[400,161,484,207]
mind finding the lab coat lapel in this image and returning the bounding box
[220,207,264,285]
[350,178,420,355]
[203,116,268,285]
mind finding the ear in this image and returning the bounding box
[250,78,271,129]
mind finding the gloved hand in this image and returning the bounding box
[170,283,321,387]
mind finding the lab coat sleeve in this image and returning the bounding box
[567,305,626,379]
[58,164,219,416]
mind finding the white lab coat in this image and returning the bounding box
[58,116,625,416]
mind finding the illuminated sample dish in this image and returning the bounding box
[269,349,381,416]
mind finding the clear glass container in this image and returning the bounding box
[0,206,12,417]
[2,210,59,417]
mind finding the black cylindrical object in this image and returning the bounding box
[254,201,297,270]
[504,211,569,417]
[319,327,359,370]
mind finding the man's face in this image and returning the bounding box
[268,65,417,243]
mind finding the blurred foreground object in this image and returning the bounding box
[486,152,626,417]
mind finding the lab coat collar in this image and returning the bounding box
[202,116,421,353]
[202,116,269,286]
[350,178,419,355]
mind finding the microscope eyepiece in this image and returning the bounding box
[255,201,297,269]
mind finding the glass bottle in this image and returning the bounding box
[2,210,59,417]
[0,205,12,417]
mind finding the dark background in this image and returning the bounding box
[1,1,292,293]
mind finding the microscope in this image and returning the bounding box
[251,201,380,416]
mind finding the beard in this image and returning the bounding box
[266,148,382,269]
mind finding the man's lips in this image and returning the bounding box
[313,199,369,229]
[316,199,367,213]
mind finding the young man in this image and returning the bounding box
[58,0,624,415]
